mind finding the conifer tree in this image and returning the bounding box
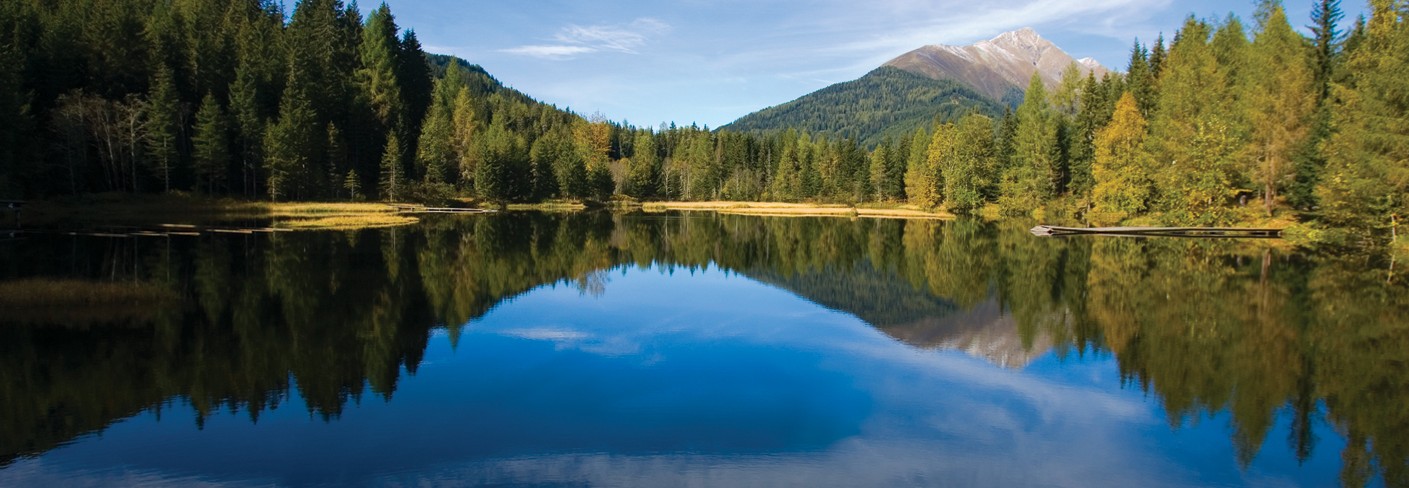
[1125,41,1157,117]
[264,91,319,201]
[229,60,264,197]
[191,92,230,194]
[1309,0,1345,102]
[416,83,455,184]
[379,132,403,201]
[146,65,183,193]
[1149,34,1167,78]
[359,4,403,131]
[1000,73,1057,214]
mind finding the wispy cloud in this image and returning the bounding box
[502,18,671,60]
[500,45,597,59]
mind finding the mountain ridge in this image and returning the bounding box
[884,27,1110,100]
[723,28,1108,145]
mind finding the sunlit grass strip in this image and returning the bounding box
[24,194,424,231]
[274,214,420,230]
[245,202,404,217]
[641,201,954,220]
[0,279,175,326]
[505,201,588,211]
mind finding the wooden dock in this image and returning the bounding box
[1031,225,1282,238]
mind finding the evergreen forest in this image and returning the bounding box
[0,0,1404,248]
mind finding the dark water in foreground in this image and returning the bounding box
[0,212,1405,487]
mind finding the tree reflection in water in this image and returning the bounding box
[0,212,1404,485]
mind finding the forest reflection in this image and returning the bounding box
[0,212,1405,486]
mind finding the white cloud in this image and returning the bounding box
[500,44,597,59]
[502,17,671,60]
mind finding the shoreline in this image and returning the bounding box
[639,201,955,220]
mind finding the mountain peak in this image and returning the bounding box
[985,27,1048,49]
[883,28,1107,100]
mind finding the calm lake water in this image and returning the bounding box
[1,212,1405,487]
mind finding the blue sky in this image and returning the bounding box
[360,0,1367,128]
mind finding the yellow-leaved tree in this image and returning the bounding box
[1091,92,1153,225]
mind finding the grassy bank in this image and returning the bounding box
[20,193,422,231]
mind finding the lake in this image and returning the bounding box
[1,212,1405,487]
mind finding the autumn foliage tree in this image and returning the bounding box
[1091,93,1152,225]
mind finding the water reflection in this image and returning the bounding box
[0,212,1405,486]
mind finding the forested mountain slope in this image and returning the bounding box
[721,67,1004,148]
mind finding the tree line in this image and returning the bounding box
[0,0,1402,246]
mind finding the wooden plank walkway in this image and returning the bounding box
[1031,225,1282,238]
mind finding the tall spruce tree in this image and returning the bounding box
[191,92,230,194]
[1000,73,1058,215]
[146,64,183,193]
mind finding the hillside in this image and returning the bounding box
[426,54,553,109]
[722,28,1106,147]
[720,66,1004,147]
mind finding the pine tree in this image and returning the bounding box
[146,64,183,193]
[771,130,802,201]
[1001,73,1057,214]
[531,130,584,199]
[1289,0,1345,210]
[1309,0,1345,102]
[344,168,362,200]
[396,29,433,160]
[379,132,403,201]
[358,4,403,131]
[474,122,528,203]
[191,92,230,194]
[415,86,455,184]
[264,90,320,201]
[1091,93,1153,224]
[1150,34,1167,78]
[229,59,264,197]
[326,122,350,195]
[1125,41,1157,117]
